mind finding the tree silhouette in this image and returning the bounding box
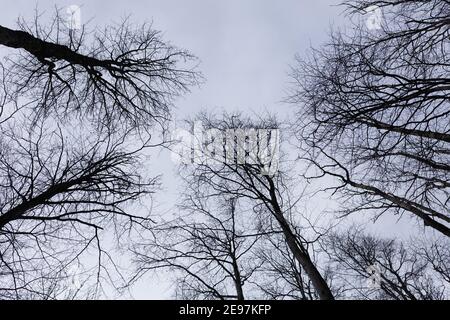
[290,0,450,237]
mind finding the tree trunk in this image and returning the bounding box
[0,25,110,68]
[267,177,334,300]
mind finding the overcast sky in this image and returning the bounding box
[1,0,344,113]
[2,0,415,299]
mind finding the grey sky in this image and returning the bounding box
[1,0,343,114]
[1,0,402,299]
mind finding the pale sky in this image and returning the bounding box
[1,0,407,299]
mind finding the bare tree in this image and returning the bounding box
[253,231,322,300]
[131,196,263,300]
[290,0,450,237]
[246,199,338,300]
[0,117,158,298]
[0,9,199,299]
[326,227,449,300]
[0,9,199,130]
[163,112,335,300]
